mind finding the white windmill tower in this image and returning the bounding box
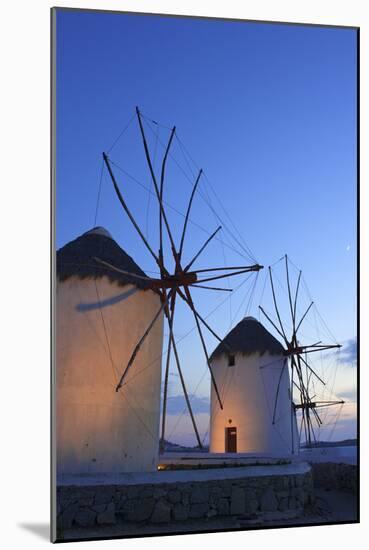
[55,107,263,472]
[209,316,299,455]
[56,227,164,474]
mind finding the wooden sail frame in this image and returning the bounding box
[100,107,263,450]
[259,255,344,450]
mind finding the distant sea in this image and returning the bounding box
[163,439,358,465]
[299,444,357,465]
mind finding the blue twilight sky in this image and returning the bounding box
[56,9,357,446]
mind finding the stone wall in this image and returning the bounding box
[57,467,313,531]
[311,463,357,493]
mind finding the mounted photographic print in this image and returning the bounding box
[51,7,359,543]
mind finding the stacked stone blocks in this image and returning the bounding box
[57,468,313,530]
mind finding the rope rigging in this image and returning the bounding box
[174,132,258,263]
[106,112,136,154]
[145,121,159,240]
[93,159,105,228]
[95,107,263,448]
[93,279,159,444]
[140,114,257,264]
[90,107,348,450]
[258,254,345,447]
[107,158,251,262]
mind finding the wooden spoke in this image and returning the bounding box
[179,169,203,259]
[182,286,224,409]
[285,255,296,330]
[184,226,222,272]
[94,257,156,282]
[259,305,289,345]
[194,265,263,274]
[299,354,326,386]
[299,344,342,355]
[290,357,295,453]
[295,355,323,440]
[189,284,233,292]
[301,405,308,446]
[163,288,203,448]
[311,406,322,426]
[298,409,304,447]
[269,266,288,344]
[136,107,179,258]
[160,291,177,453]
[312,400,345,408]
[115,290,170,392]
[294,399,345,409]
[195,266,260,285]
[102,153,162,268]
[295,301,314,334]
[294,359,315,441]
[176,287,227,346]
[308,415,317,445]
[293,270,302,328]
[307,343,340,349]
[295,357,310,403]
[272,358,287,424]
[159,125,176,261]
[306,400,322,428]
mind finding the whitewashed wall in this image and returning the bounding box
[56,276,163,474]
[210,351,299,455]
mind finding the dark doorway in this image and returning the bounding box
[225,427,237,452]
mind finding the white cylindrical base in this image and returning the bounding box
[56,276,163,474]
[210,352,298,455]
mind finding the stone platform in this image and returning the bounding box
[158,451,292,468]
[57,462,313,532]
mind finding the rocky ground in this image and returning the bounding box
[59,488,357,541]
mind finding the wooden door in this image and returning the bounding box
[225,427,237,452]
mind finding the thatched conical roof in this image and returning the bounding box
[56,227,151,289]
[210,316,285,360]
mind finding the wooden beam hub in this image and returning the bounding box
[152,271,198,289]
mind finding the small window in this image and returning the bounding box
[228,354,235,367]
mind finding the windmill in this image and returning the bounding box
[97,107,263,450]
[259,255,345,450]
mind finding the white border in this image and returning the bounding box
[1,1,366,547]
